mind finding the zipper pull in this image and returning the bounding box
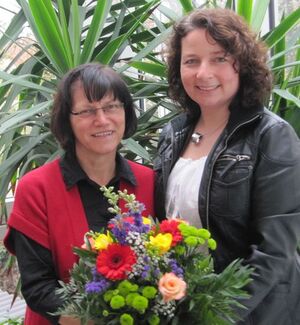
[236,155,250,161]
[219,154,251,178]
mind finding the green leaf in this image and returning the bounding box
[0,71,54,94]
[250,0,270,33]
[236,0,253,23]
[80,0,112,63]
[273,88,300,108]
[177,0,194,14]
[121,138,151,162]
[94,34,128,65]
[129,61,166,78]
[0,10,26,51]
[0,132,51,177]
[28,0,72,72]
[263,7,300,48]
[69,0,83,65]
[95,0,161,65]
[118,26,172,73]
[0,102,52,135]
[57,0,74,66]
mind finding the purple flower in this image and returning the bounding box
[110,226,127,244]
[154,268,161,277]
[85,279,110,294]
[169,259,184,277]
[141,271,149,279]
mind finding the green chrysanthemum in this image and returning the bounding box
[132,295,149,313]
[110,295,125,309]
[125,293,139,306]
[103,290,114,302]
[142,286,157,299]
[118,280,136,296]
[208,238,217,250]
[184,236,198,246]
[197,228,211,239]
[148,313,160,325]
[120,313,134,325]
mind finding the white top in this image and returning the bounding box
[165,156,207,228]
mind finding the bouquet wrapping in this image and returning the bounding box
[56,186,252,325]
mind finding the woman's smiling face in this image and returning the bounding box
[180,28,240,113]
[70,81,125,160]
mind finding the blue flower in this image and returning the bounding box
[111,226,127,244]
[169,259,184,278]
[85,279,110,294]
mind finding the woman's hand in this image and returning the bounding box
[58,315,94,325]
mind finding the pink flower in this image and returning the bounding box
[158,273,187,302]
[81,236,96,251]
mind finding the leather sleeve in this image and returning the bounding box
[237,120,300,317]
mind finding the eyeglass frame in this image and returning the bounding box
[70,102,124,118]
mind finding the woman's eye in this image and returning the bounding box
[183,59,197,65]
[104,104,114,110]
[216,57,226,62]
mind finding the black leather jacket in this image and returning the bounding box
[154,104,300,325]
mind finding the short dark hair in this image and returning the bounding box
[166,8,272,118]
[50,63,137,152]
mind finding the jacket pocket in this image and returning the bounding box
[210,154,253,218]
[249,283,292,325]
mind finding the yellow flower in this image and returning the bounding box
[149,233,172,254]
[94,231,113,250]
[142,217,152,225]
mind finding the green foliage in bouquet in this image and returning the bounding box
[55,187,253,325]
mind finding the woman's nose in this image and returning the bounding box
[94,108,109,124]
[196,61,212,78]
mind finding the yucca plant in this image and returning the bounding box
[0,0,174,218]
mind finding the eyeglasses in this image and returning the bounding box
[70,103,124,118]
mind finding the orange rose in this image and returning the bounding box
[158,273,186,302]
[81,236,96,251]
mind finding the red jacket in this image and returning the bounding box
[4,158,154,325]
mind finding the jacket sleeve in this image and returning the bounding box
[237,120,300,317]
[153,123,172,221]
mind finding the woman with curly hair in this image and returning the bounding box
[154,8,300,324]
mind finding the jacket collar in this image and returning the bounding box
[170,103,264,139]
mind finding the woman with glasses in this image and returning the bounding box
[4,63,154,325]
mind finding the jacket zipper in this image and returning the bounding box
[218,154,251,161]
[218,154,251,178]
[205,114,261,229]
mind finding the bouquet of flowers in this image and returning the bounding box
[56,186,252,325]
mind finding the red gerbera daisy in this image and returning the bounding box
[96,243,136,280]
[159,219,183,246]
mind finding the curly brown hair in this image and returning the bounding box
[166,8,272,117]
